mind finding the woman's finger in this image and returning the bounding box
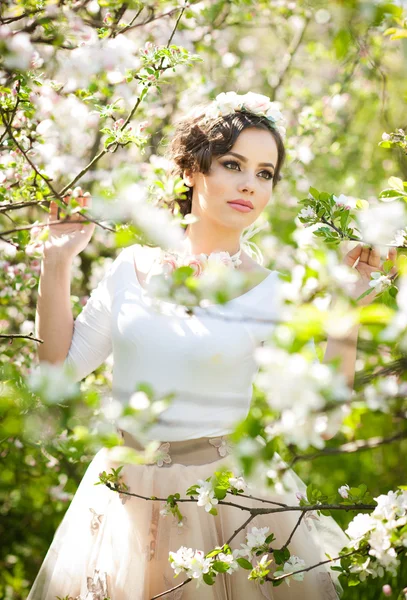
[360,245,370,263]
[343,243,362,266]
[388,247,398,277]
[388,247,397,262]
[368,246,380,268]
[49,200,58,223]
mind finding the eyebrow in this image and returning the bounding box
[223,151,275,170]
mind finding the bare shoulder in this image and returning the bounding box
[239,250,271,277]
[131,243,161,286]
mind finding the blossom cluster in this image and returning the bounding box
[343,489,407,580]
[169,545,238,586]
[169,526,306,588]
[202,91,286,138]
[255,347,349,449]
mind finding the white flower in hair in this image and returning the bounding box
[204,91,287,138]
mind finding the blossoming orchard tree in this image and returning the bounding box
[1,0,407,598]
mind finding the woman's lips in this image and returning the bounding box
[227,202,253,213]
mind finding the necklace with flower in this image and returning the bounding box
[156,245,243,278]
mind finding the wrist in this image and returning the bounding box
[42,248,74,267]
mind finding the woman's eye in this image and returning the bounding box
[223,161,273,180]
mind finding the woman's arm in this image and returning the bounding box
[35,251,74,364]
[323,324,359,389]
[322,243,397,390]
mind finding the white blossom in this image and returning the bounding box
[364,376,399,412]
[391,229,407,247]
[4,32,35,70]
[275,556,306,585]
[217,552,239,574]
[345,513,376,543]
[339,484,350,499]
[349,557,384,581]
[28,362,79,403]
[369,272,392,293]
[235,526,270,559]
[196,479,218,513]
[333,194,357,210]
[169,546,213,585]
[357,202,406,246]
[228,476,248,492]
[298,206,316,221]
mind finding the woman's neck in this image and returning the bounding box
[182,223,242,256]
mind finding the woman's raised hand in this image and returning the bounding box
[44,187,96,261]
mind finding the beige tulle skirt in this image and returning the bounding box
[28,431,348,600]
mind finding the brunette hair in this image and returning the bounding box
[165,107,286,217]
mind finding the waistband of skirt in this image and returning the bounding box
[118,429,233,467]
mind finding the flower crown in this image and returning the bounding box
[202,91,286,139]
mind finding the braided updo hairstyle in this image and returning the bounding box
[165,105,286,217]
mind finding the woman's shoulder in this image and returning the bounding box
[239,250,272,277]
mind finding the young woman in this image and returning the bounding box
[30,92,395,600]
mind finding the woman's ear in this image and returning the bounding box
[183,169,195,188]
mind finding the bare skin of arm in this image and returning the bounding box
[35,190,95,364]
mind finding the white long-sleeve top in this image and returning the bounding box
[64,244,282,441]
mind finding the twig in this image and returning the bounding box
[150,577,192,600]
[0,333,42,343]
[0,218,116,237]
[225,513,255,546]
[266,549,360,583]
[280,512,305,550]
[116,6,144,36]
[271,14,311,100]
[288,430,407,468]
[233,492,287,508]
[105,483,376,516]
[0,105,61,199]
[59,3,187,195]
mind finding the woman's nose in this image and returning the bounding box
[238,176,256,194]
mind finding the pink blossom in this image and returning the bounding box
[187,258,204,277]
[138,120,149,132]
[113,118,125,130]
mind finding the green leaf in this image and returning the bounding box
[206,548,223,558]
[203,573,215,585]
[236,557,253,570]
[309,187,320,200]
[388,177,405,192]
[212,561,230,573]
[383,260,394,274]
[334,29,352,59]
[355,288,374,302]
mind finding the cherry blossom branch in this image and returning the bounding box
[288,430,407,469]
[105,482,376,515]
[271,14,311,100]
[265,549,360,584]
[151,577,192,600]
[0,218,116,237]
[0,333,42,343]
[0,200,49,213]
[0,104,60,199]
[225,513,256,546]
[0,86,21,146]
[59,4,187,195]
[233,492,287,508]
[280,511,305,551]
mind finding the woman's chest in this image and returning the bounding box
[111,289,257,363]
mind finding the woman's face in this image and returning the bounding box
[184,127,279,232]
